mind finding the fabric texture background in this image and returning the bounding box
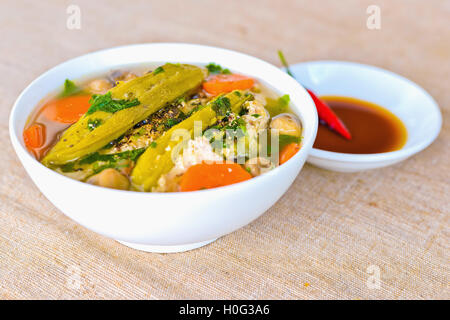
[0,0,448,299]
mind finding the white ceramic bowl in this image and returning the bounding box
[288,61,442,172]
[9,43,318,253]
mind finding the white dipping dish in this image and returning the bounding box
[288,61,442,172]
[9,43,318,253]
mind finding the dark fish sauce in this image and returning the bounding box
[313,96,407,154]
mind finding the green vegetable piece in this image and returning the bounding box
[131,90,252,191]
[153,66,164,75]
[78,148,145,165]
[165,118,181,128]
[205,63,231,75]
[86,92,140,115]
[211,95,231,116]
[278,134,301,151]
[87,119,102,131]
[60,79,82,97]
[265,94,290,117]
[55,148,146,181]
[42,63,205,166]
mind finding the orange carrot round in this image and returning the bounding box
[23,123,45,149]
[42,95,91,124]
[180,162,252,192]
[279,143,300,165]
[203,74,255,95]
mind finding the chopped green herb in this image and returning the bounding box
[212,96,231,116]
[176,96,186,104]
[92,163,130,174]
[279,94,290,105]
[165,118,181,128]
[87,119,102,131]
[75,148,147,174]
[149,141,157,148]
[252,114,261,118]
[92,163,115,174]
[206,63,231,75]
[153,66,165,75]
[234,91,242,97]
[237,118,247,135]
[224,117,247,138]
[60,162,75,172]
[265,94,290,117]
[86,92,140,115]
[79,148,146,165]
[60,79,81,97]
[206,63,222,74]
[186,104,204,117]
[278,134,301,150]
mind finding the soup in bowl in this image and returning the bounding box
[10,43,317,252]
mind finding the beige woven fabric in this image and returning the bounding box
[0,0,448,299]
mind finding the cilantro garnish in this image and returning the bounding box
[279,94,290,105]
[212,96,231,116]
[265,94,290,116]
[61,148,146,174]
[153,66,165,75]
[206,63,231,75]
[79,148,146,165]
[278,134,301,150]
[165,118,181,129]
[86,92,140,115]
[60,162,75,172]
[60,79,81,97]
[224,117,247,138]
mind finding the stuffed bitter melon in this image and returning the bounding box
[53,96,200,182]
[23,60,304,193]
[131,90,253,191]
[42,63,205,166]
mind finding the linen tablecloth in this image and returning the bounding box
[0,0,448,299]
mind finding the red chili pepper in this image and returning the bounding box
[306,89,352,140]
[277,50,352,140]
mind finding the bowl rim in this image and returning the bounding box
[9,42,318,197]
[288,60,442,163]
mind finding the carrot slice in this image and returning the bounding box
[42,95,92,124]
[180,162,252,192]
[279,143,300,165]
[203,74,255,95]
[23,123,45,149]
